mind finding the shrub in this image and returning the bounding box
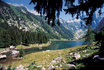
[7,65,12,70]
[19,48,24,57]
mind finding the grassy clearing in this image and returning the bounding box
[0,42,50,54]
[50,38,69,41]
[0,48,4,52]
[10,45,88,67]
[16,42,50,49]
[6,43,99,70]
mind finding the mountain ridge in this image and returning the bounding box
[0,1,77,40]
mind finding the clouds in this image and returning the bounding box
[27,9,40,15]
[66,19,81,23]
[8,3,40,16]
[7,3,24,7]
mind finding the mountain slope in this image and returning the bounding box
[60,19,87,40]
[0,1,76,40]
[92,11,104,33]
[94,17,104,33]
[92,12,104,29]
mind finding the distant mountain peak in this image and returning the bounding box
[65,19,81,23]
[27,9,40,15]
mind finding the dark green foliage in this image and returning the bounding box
[7,65,16,70]
[0,31,11,48]
[30,0,63,26]
[28,61,41,70]
[28,61,36,70]
[0,31,5,48]
[8,28,22,46]
[95,30,104,50]
[85,25,95,45]
[19,48,24,57]
[0,27,49,48]
[7,65,12,70]
[12,67,16,70]
[0,1,74,40]
[30,0,104,26]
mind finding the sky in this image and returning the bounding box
[3,0,73,20]
[4,0,104,21]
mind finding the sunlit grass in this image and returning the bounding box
[10,45,88,68]
[0,48,4,52]
[50,38,69,41]
[16,42,50,49]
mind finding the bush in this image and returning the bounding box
[7,65,12,70]
[19,48,24,57]
[28,61,41,70]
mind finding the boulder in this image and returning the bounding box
[93,55,100,59]
[60,64,62,67]
[91,46,99,50]
[46,50,50,52]
[55,66,58,68]
[41,67,46,70]
[93,55,100,62]
[48,65,55,70]
[11,50,19,57]
[65,64,76,68]
[37,65,42,68]
[54,56,62,63]
[49,56,64,66]
[0,54,7,59]
[10,45,15,50]
[83,50,87,53]
[39,45,42,49]
[93,55,104,62]
[70,53,73,55]
[15,65,26,70]
[50,60,57,65]
[73,53,81,60]
[0,65,7,70]
[85,54,90,57]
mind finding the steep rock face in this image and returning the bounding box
[95,17,104,33]
[92,11,104,30]
[92,11,104,33]
[60,19,87,40]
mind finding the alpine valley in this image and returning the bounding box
[0,1,88,40]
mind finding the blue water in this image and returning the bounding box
[25,41,86,54]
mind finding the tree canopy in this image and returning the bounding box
[30,0,104,26]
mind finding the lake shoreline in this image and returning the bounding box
[0,40,89,68]
[5,44,99,70]
[0,45,87,65]
[0,42,50,54]
[0,41,86,57]
[0,40,84,53]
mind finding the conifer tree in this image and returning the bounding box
[0,31,4,48]
[85,25,95,45]
[2,31,11,48]
[19,48,24,57]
